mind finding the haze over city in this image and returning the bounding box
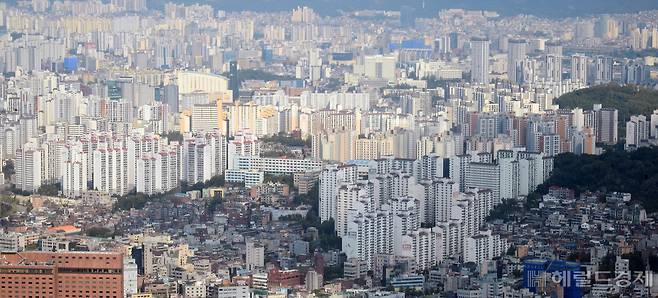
[0,1,658,298]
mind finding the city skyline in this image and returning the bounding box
[0,1,658,298]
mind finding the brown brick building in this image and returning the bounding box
[0,251,124,298]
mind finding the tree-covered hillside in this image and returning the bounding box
[535,146,658,212]
[556,84,658,125]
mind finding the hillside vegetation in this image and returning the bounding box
[535,146,658,212]
[556,84,658,123]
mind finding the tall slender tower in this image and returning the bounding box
[507,39,527,84]
[571,54,588,84]
[470,37,490,84]
[545,41,563,82]
[228,61,239,100]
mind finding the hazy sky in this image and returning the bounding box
[151,0,658,18]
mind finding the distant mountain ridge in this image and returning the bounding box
[150,0,658,18]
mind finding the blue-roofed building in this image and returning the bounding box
[331,52,354,61]
[389,39,430,51]
[345,159,372,166]
[401,39,429,49]
[523,259,583,298]
[389,275,425,291]
[63,56,78,72]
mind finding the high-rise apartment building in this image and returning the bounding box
[15,143,43,193]
[93,141,129,196]
[594,106,618,145]
[319,164,357,223]
[470,37,490,84]
[507,39,527,84]
[571,54,588,83]
[227,130,260,170]
[625,115,649,149]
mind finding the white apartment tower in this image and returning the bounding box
[227,130,259,170]
[61,142,88,198]
[571,54,588,84]
[93,141,129,196]
[319,164,357,223]
[342,208,394,270]
[15,143,43,193]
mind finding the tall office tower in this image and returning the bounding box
[507,39,527,84]
[228,61,239,100]
[650,110,658,139]
[575,21,595,40]
[470,37,490,84]
[0,251,125,297]
[571,54,588,83]
[163,84,179,113]
[545,41,563,56]
[15,143,43,193]
[593,56,613,84]
[595,106,618,145]
[319,164,357,223]
[625,115,649,149]
[545,54,562,82]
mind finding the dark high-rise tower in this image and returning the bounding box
[470,37,490,84]
[229,60,239,100]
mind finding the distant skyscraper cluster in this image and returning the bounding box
[0,1,657,297]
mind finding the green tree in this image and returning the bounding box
[85,226,114,238]
[2,160,15,177]
[555,84,658,135]
[162,131,184,142]
[529,146,658,212]
[114,192,150,211]
[37,183,61,196]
